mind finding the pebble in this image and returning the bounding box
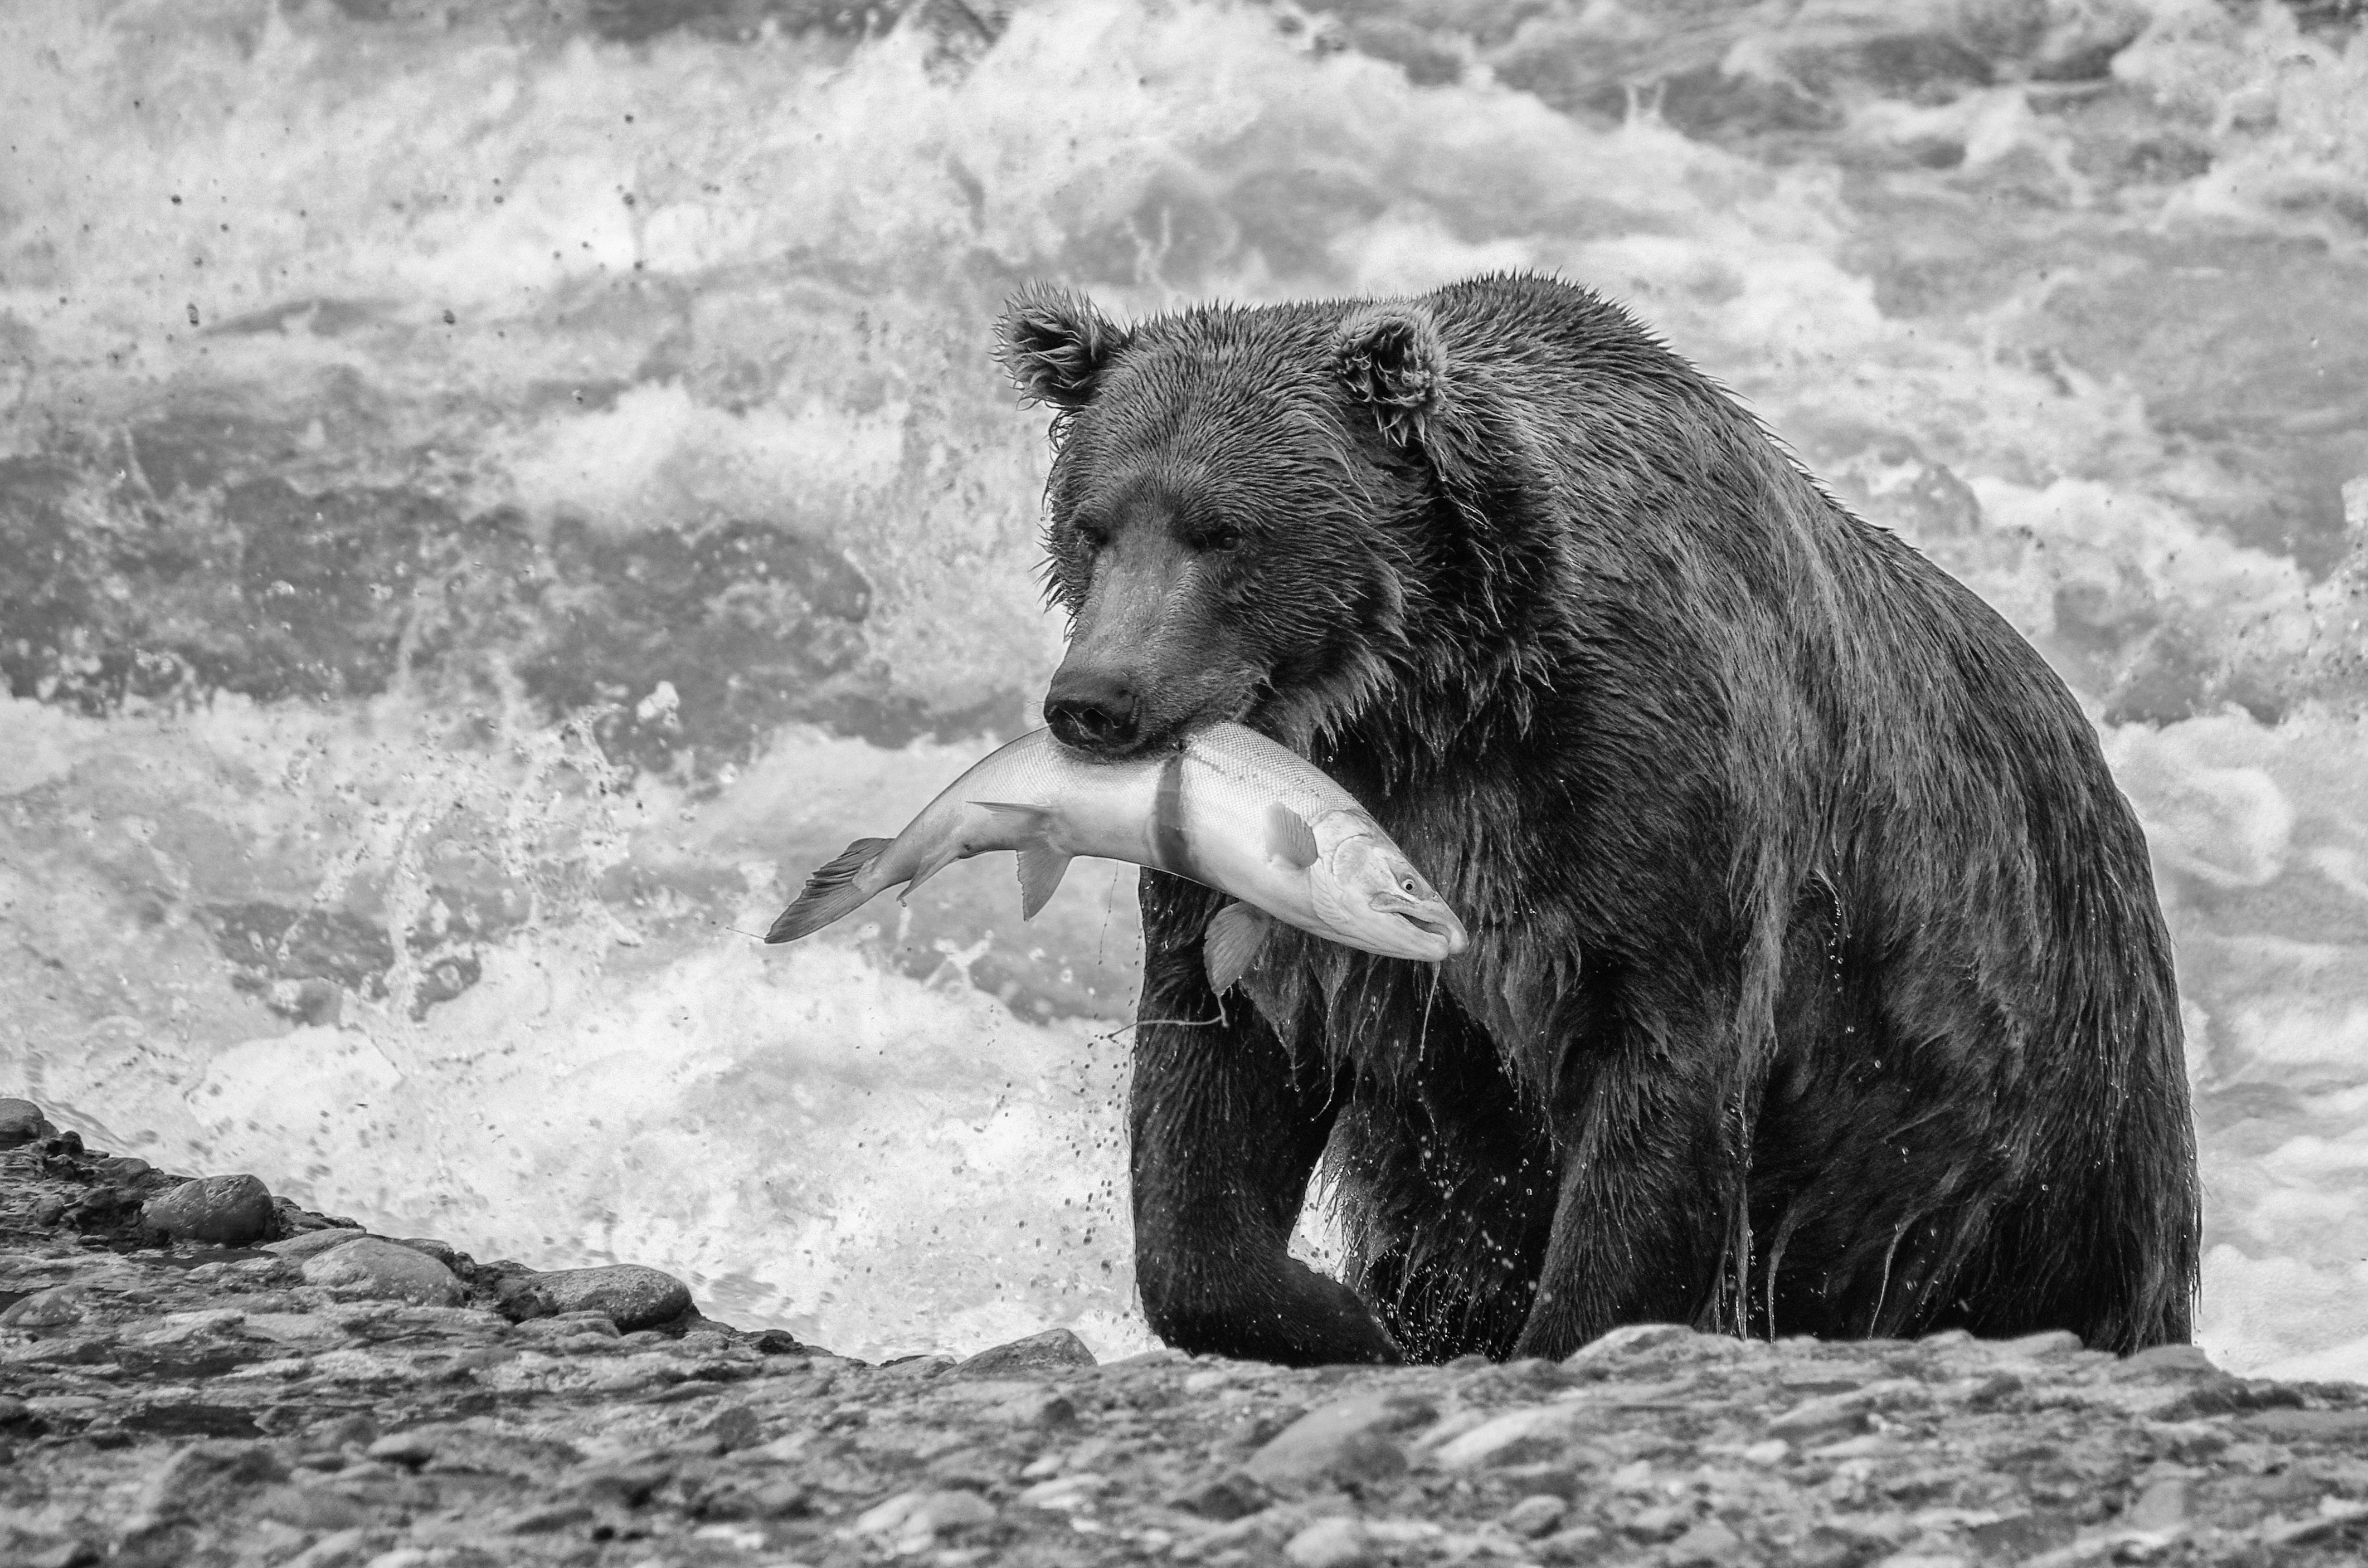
[11,1093,2368,1568]
[0,1284,87,1328]
[0,1097,56,1148]
[1245,1391,1432,1486]
[696,1403,761,1452]
[516,1264,690,1331]
[955,1324,1098,1376]
[264,1228,375,1260]
[1666,1518,1745,1566]
[393,1236,459,1268]
[2127,1476,2190,1528]
[364,1431,439,1467]
[1432,1402,1587,1469]
[140,1173,275,1245]
[1284,1516,1375,1568]
[300,1239,464,1307]
[1564,1322,1699,1365]
[854,1487,998,1547]
[1017,1472,1109,1510]
[1172,1472,1270,1520]
[132,1440,290,1521]
[1504,1494,1569,1536]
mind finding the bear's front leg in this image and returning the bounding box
[1128,870,1401,1366]
[1510,1025,1740,1359]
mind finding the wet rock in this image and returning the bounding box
[1017,1472,1110,1511]
[508,1263,691,1330]
[304,1413,380,1450]
[1666,1518,1745,1566]
[2127,1475,2190,1528]
[1173,1472,1270,1521]
[1565,1322,1699,1366]
[23,1542,101,1568]
[0,1284,87,1328]
[392,1236,459,1269]
[140,1174,275,1245]
[2238,1408,2368,1440]
[1432,1403,1588,1470]
[269,1197,359,1239]
[854,1487,998,1547]
[500,1500,596,1534]
[1505,1493,1569,1537]
[1285,1516,1375,1568]
[0,1097,56,1148]
[2112,1343,2218,1380]
[1997,1330,2085,1359]
[955,1325,1097,1376]
[264,1228,377,1260]
[275,1531,377,1568]
[575,1460,674,1507]
[1245,1391,1434,1487]
[1965,1512,2078,1559]
[363,1430,439,1467]
[129,1439,290,1523]
[696,1403,761,1453]
[254,1483,373,1531]
[298,1238,464,1307]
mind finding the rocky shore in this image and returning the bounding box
[5,1099,2367,1568]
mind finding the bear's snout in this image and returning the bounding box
[1044,668,1141,756]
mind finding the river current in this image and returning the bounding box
[2,0,2364,1375]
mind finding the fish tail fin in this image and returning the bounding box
[972,801,1071,919]
[1203,902,1273,995]
[766,837,894,943]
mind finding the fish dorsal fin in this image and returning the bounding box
[971,802,1069,919]
[1265,802,1319,869]
[1203,902,1273,995]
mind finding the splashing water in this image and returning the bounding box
[2,0,2364,1372]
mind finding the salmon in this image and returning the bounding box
[765,724,1467,991]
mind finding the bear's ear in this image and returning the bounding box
[998,283,1122,411]
[1335,304,1447,447]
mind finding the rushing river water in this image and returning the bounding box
[2,0,2364,1374]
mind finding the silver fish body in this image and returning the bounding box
[766,724,1467,986]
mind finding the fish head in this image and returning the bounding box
[1307,818,1469,963]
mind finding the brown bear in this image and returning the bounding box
[997,274,2199,1365]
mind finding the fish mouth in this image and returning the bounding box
[1378,903,1468,955]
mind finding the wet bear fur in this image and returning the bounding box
[998,273,2200,1365]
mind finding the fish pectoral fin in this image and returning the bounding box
[1203,902,1273,995]
[1015,848,1073,921]
[1265,802,1320,869]
[971,801,1070,920]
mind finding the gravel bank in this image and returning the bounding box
[5,1102,2366,1567]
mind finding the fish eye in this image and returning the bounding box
[1399,875,1419,895]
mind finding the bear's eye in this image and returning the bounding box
[1193,524,1244,553]
[1070,520,1110,552]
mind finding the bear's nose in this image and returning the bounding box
[1044,671,1140,756]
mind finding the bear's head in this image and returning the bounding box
[998,283,1463,759]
